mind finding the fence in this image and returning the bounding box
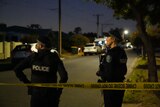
[0,41,22,60]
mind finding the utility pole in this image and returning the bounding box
[93,14,103,38]
[58,0,62,56]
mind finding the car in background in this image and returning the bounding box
[125,42,133,48]
[83,43,102,55]
[30,43,58,54]
[11,43,59,65]
[11,44,32,64]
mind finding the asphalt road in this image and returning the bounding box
[0,49,137,107]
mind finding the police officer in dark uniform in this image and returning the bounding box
[96,30,127,107]
[14,36,68,107]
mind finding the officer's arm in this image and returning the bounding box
[120,50,128,76]
[52,51,68,83]
[14,55,32,83]
[58,59,68,83]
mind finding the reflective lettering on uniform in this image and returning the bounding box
[32,65,49,72]
[106,55,112,63]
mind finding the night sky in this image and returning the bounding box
[0,0,136,33]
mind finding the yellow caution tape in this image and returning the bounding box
[1,82,160,90]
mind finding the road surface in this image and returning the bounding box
[0,49,137,107]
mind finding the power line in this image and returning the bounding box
[62,1,96,24]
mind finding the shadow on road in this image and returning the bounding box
[0,63,14,71]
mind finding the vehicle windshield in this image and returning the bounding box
[14,45,31,51]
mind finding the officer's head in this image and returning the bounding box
[105,30,122,48]
[36,36,52,51]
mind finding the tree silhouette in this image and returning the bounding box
[74,27,82,34]
[27,24,42,29]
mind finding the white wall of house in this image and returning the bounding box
[0,41,22,60]
[0,42,4,59]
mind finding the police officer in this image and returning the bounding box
[14,36,68,107]
[96,30,127,107]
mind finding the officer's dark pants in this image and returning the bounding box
[30,88,59,107]
[103,90,125,107]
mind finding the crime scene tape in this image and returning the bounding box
[1,82,160,90]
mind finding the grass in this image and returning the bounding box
[123,57,160,106]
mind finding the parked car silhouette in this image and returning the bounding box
[11,43,59,65]
[11,44,32,64]
[83,43,102,55]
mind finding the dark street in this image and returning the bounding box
[0,49,137,107]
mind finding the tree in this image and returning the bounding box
[83,32,97,42]
[71,34,90,47]
[146,25,160,48]
[0,23,7,31]
[0,23,7,41]
[27,24,42,29]
[20,35,37,43]
[109,28,124,35]
[62,32,72,51]
[47,31,73,51]
[74,27,82,34]
[0,32,6,42]
[92,0,160,82]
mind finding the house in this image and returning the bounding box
[0,25,54,59]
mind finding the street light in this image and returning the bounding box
[124,30,129,35]
[123,30,129,41]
